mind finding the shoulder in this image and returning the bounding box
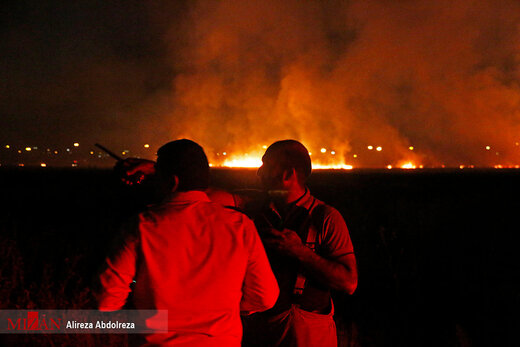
[310,197,350,241]
[310,197,345,225]
[203,200,256,226]
[136,202,170,223]
[310,198,354,256]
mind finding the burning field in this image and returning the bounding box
[3,1,520,169]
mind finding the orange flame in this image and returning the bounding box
[213,148,354,169]
[400,161,417,169]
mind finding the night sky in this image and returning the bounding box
[2,1,182,161]
[2,0,520,167]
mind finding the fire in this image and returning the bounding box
[216,150,354,170]
[211,144,427,170]
[400,162,417,169]
[221,152,263,168]
[313,163,353,170]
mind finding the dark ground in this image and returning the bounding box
[0,168,519,346]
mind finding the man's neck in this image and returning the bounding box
[271,185,306,208]
[286,186,306,204]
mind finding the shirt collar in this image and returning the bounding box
[292,187,313,208]
[269,187,314,219]
[165,190,211,203]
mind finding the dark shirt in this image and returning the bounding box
[235,188,354,314]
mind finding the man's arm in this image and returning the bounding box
[240,218,280,314]
[96,219,140,311]
[264,209,358,294]
[292,242,357,294]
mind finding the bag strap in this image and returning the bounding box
[293,200,326,295]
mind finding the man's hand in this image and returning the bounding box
[263,228,308,258]
[114,158,156,185]
[263,228,358,294]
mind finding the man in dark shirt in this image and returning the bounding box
[237,140,357,347]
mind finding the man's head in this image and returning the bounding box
[156,139,209,192]
[258,140,311,191]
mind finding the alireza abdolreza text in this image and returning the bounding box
[1,310,168,334]
[66,320,135,329]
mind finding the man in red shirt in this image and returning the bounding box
[97,139,279,346]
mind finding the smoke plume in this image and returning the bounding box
[157,0,520,167]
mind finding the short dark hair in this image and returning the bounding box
[156,139,209,191]
[264,140,312,184]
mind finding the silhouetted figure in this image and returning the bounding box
[236,140,358,347]
[96,139,279,346]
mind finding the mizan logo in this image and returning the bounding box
[7,311,61,331]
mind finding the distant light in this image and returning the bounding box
[308,152,312,156]
[409,146,414,151]
[496,152,499,155]
[331,151,336,155]
[320,148,327,153]
[485,146,491,150]
[387,165,392,169]
[72,163,78,167]
[25,147,32,151]
[122,152,126,156]
[5,145,9,149]
[90,151,94,155]
[18,150,22,153]
[54,151,58,154]
[376,146,382,152]
[73,142,79,147]
[223,152,227,156]
[516,142,519,146]
[33,147,38,150]
[353,154,358,158]
[367,145,373,150]
[66,148,70,152]
[144,144,150,148]
[262,145,267,149]
[459,165,465,169]
[40,163,47,167]
[18,163,24,167]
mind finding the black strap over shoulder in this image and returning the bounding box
[293,200,328,295]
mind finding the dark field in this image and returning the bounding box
[1,168,519,346]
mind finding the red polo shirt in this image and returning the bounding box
[97,191,279,346]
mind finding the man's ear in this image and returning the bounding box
[171,175,179,193]
[282,168,296,183]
